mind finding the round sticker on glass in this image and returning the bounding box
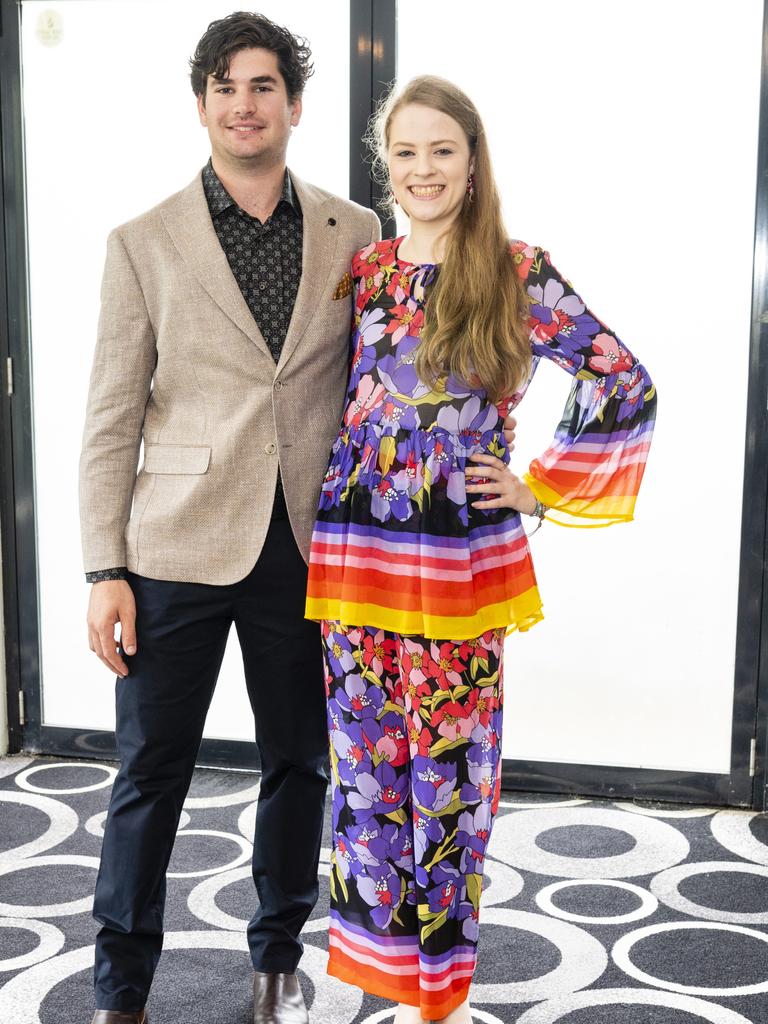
[36,10,64,48]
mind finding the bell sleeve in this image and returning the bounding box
[520,246,657,527]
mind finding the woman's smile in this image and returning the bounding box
[408,183,446,199]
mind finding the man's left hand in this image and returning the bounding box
[503,413,517,451]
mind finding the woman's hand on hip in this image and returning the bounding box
[465,453,537,514]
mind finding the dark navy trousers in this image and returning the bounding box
[92,518,328,1012]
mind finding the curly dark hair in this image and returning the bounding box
[189,11,314,103]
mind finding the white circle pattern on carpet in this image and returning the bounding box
[0,757,766,1024]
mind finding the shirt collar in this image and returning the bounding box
[202,159,301,220]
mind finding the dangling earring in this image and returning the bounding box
[466,172,476,202]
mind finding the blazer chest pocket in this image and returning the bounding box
[143,444,211,474]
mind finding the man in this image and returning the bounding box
[80,13,379,1024]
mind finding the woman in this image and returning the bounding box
[305,76,656,1023]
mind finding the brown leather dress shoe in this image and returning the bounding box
[91,1011,147,1023]
[253,971,308,1024]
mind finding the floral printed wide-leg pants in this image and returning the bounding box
[321,621,505,1020]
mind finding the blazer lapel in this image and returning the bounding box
[276,173,341,374]
[161,173,274,361]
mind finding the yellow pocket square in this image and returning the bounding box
[333,272,353,300]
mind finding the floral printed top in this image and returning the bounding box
[305,237,656,640]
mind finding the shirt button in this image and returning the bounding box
[259,282,267,290]
[265,442,277,455]
[273,380,284,392]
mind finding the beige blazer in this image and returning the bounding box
[79,170,381,584]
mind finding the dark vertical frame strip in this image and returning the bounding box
[738,0,768,811]
[371,0,396,238]
[0,0,41,752]
[0,0,23,752]
[0,0,22,752]
[349,0,396,236]
[349,0,374,209]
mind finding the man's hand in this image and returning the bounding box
[87,580,137,678]
[503,412,517,451]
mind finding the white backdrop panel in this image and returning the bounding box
[398,0,762,772]
[22,2,762,767]
[22,0,348,740]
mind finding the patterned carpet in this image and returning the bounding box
[0,755,767,1024]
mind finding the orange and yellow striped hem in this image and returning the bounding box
[305,589,544,639]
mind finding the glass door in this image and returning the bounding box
[20,0,349,743]
[396,0,763,777]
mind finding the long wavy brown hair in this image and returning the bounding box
[367,76,531,404]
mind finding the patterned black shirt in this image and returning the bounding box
[201,159,303,362]
[86,162,303,583]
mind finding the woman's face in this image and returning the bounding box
[387,103,472,230]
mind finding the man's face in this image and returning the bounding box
[197,47,302,169]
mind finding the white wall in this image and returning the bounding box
[17,0,765,776]
[397,0,763,773]
[20,0,349,741]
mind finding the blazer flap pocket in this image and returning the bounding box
[143,444,211,475]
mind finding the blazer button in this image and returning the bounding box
[273,380,284,391]
[265,442,277,455]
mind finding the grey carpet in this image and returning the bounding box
[0,755,767,1024]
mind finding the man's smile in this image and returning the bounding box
[228,122,266,133]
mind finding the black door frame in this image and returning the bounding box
[2,0,768,808]
[739,1,768,813]
[0,0,41,756]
